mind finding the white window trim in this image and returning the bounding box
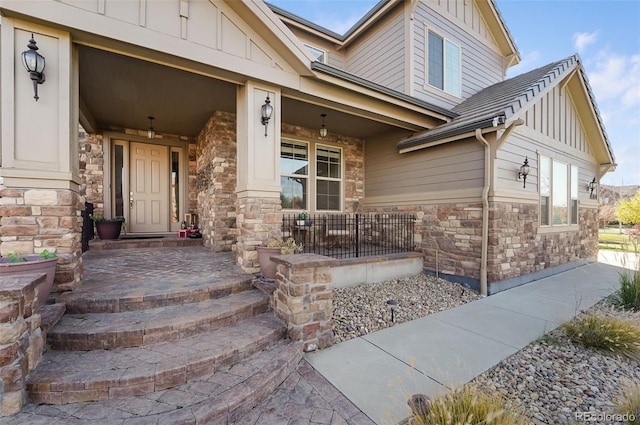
[538,154,579,231]
[303,43,327,64]
[280,138,344,213]
[424,26,462,98]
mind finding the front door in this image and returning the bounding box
[129,142,169,233]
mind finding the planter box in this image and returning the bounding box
[0,256,58,308]
[256,246,282,279]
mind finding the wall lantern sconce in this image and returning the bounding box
[517,156,530,188]
[587,177,598,199]
[261,95,273,137]
[147,116,155,139]
[319,113,328,138]
[21,34,46,101]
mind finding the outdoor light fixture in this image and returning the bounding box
[319,113,328,138]
[517,156,530,188]
[587,177,598,199]
[147,116,155,139]
[261,95,273,137]
[21,33,46,101]
[386,299,399,323]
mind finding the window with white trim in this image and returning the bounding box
[539,155,579,227]
[280,140,343,212]
[304,44,326,64]
[426,29,461,97]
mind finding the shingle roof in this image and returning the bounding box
[398,56,584,151]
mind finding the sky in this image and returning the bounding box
[268,0,640,187]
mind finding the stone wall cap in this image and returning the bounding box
[0,272,46,297]
[272,254,338,268]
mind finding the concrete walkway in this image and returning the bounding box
[306,252,638,425]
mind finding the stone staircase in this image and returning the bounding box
[9,248,302,424]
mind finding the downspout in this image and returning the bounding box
[474,129,491,296]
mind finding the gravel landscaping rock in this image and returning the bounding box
[332,273,481,343]
[332,275,640,424]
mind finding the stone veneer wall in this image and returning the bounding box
[196,111,238,252]
[79,130,105,217]
[364,203,483,282]
[365,201,599,288]
[486,202,598,282]
[0,189,84,292]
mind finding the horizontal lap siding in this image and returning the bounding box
[345,7,405,92]
[413,1,504,109]
[365,135,484,197]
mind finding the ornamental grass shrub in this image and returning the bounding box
[408,385,529,425]
[614,267,640,311]
[616,380,640,425]
[562,313,640,360]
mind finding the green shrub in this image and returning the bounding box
[409,385,529,425]
[614,269,640,311]
[616,380,640,424]
[563,313,640,359]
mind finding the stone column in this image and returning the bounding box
[0,21,83,290]
[272,254,336,352]
[235,82,282,272]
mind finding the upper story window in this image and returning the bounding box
[304,44,327,64]
[539,155,579,227]
[280,139,343,212]
[426,29,461,97]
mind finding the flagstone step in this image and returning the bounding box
[26,312,287,406]
[55,274,254,314]
[12,340,302,424]
[47,290,270,351]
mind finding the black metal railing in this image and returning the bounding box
[282,213,416,259]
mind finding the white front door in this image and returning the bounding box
[129,142,169,233]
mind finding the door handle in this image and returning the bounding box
[129,192,134,208]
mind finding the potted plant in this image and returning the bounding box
[257,238,303,279]
[0,250,58,308]
[297,211,309,226]
[90,215,125,240]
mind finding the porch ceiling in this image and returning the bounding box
[79,46,407,140]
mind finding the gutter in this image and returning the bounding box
[474,128,491,297]
[474,118,525,296]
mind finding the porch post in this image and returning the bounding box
[0,19,83,291]
[234,82,282,273]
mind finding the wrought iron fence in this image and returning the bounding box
[282,213,416,259]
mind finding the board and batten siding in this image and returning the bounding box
[412,0,504,110]
[495,86,598,195]
[56,0,297,73]
[365,136,484,200]
[344,6,406,92]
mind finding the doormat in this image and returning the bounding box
[120,235,165,240]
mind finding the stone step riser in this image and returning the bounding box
[27,316,287,405]
[47,297,270,351]
[61,278,254,314]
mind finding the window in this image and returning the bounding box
[280,141,308,210]
[280,140,343,211]
[539,155,579,227]
[316,145,342,210]
[427,30,461,97]
[304,44,326,64]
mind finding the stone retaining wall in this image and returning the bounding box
[0,275,44,416]
[272,254,336,352]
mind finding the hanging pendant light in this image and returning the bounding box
[147,116,155,139]
[319,113,328,138]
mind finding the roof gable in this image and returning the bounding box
[398,54,615,167]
